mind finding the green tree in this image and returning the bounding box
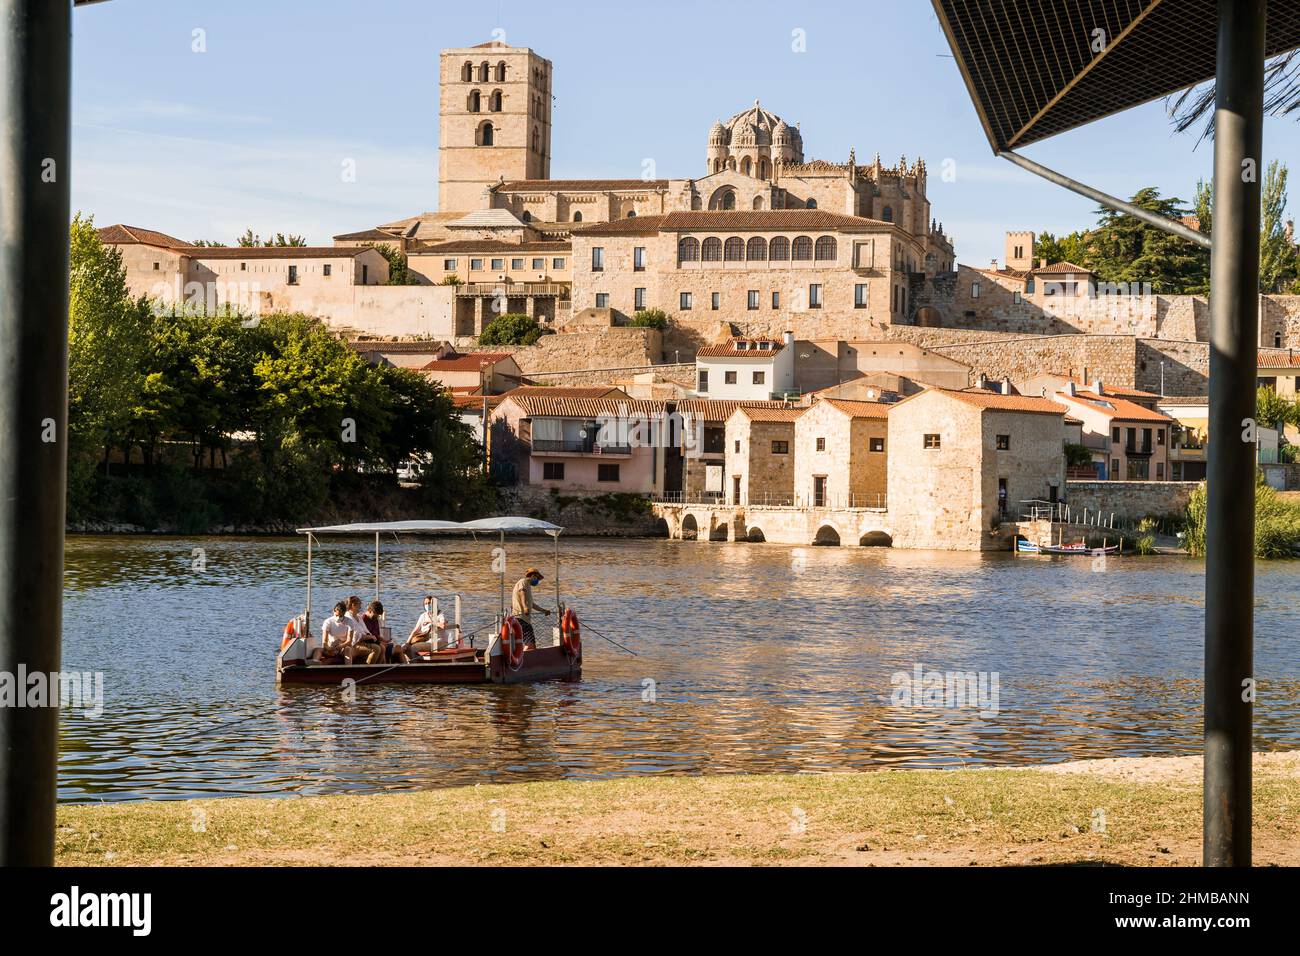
[238,229,307,247]
[629,308,668,330]
[1256,386,1297,430]
[371,243,419,285]
[479,312,548,346]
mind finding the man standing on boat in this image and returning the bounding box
[511,568,552,648]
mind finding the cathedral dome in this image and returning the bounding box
[773,119,791,145]
[708,120,727,145]
[720,100,788,142]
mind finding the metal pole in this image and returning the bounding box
[1204,0,1264,868]
[0,0,71,866]
[374,532,380,601]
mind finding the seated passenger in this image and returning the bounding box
[346,596,383,664]
[404,596,439,660]
[365,599,406,663]
[318,601,355,663]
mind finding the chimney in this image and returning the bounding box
[1094,378,1104,395]
[1038,257,1048,269]
[783,330,794,346]
[1001,376,1012,395]
[977,372,987,389]
[1065,381,1076,397]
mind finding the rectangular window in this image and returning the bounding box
[734,439,740,453]
[924,434,941,450]
[471,258,484,271]
[542,462,565,480]
[597,463,620,483]
[724,371,737,385]
[532,258,545,270]
[240,262,246,271]
[855,284,868,308]
[809,284,822,309]
[1013,291,1022,304]
[287,265,298,285]
[595,293,610,309]
[592,247,605,272]
[362,264,368,284]
[491,258,505,270]
[553,258,566,269]
[870,437,885,452]
[1156,462,1165,480]
[813,476,827,508]
[152,262,160,271]
[772,291,780,309]
[996,434,1010,450]
[1127,459,1149,480]
[697,370,708,393]
[323,264,332,277]
[1157,428,1165,446]
[752,371,765,385]
[711,292,721,311]
[1111,458,1120,478]
[771,440,789,455]
[444,259,457,270]
[971,282,980,298]
[634,288,646,310]
[748,290,759,310]
[680,292,693,311]
[816,437,826,452]
[1112,426,1121,443]
[634,247,646,271]
[512,258,524,270]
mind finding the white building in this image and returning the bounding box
[694,334,795,400]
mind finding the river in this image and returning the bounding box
[58,534,1300,802]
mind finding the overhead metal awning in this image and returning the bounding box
[933,0,1300,152]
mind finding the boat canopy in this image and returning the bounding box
[297,517,563,536]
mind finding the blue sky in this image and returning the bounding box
[71,0,1300,265]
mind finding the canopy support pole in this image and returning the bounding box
[999,150,1212,249]
[0,0,71,867]
[1204,0,1264,868]
[499,530,506,616]
[374,532,380,602]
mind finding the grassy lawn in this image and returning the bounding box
[56,754,1300,867]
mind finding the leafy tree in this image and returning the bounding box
[1256,386,1297,431]
[371,243,420,285]
[479,312,548,346]
[190,239,228,247]
[1033,231,1086,268]
[237,229,307,247]
[1193,161,1300,293]
[629,308,668,330]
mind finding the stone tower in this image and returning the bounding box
[1004,230,1035,271]
[439,41,552,212]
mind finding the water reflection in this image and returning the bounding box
[59,535,1300,802]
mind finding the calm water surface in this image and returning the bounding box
[59,535,1300,802]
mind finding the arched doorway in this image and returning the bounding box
[681,514,698,541]
[746,527,766,543]
[859,531,893,547]
[813,525,841,546]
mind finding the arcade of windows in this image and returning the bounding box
[677,235,837,266]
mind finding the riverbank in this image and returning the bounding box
[56,752,1300,866]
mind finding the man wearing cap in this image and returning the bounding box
[511,568,552,648]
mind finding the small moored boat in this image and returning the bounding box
[1015,536,1119,556]
[276,517,582,686]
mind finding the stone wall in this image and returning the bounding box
[510,327,661,377]
[1063,480,1195,520]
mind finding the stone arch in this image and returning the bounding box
[752,195,765,210]
[467,89,481,112]
[476,121,494,147]
[859,530,893,547]
[741,156,753,176]
[813,524,841,546]
[709,187,737,210]
[650,517,670,538]
[489,89,504,112]
[746,526,766,543]
[681,514,699,541]
[709,518,729,541]
[914,306,942,328]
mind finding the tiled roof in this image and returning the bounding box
[423,352,516,372]
[419,240,571,254]
[498,179,671,191]
[658,210,890,231]
[187,246,375,259]
[730,406,806,423]
[569,216,668,236]
[1258,347,1300,368]
[1032,260,1094,276]
[673,399,795,422]
[450,209,528,229]
[502,385,629,400]
[97,224,192,250]
[333,228,404,242]
[1157,395,1209,406]
[451,394,504,410]
[1058,390,1174,423]
[820,398,891,419]
[348,340,448,354]
[901,387,1068,415]
[696,338,787,358]
[500,395,665,418]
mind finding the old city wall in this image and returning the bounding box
[1063,480,1196,520]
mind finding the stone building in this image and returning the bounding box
[1049,382,1174,481]
[793,398,889,509]
[723,406,804,506]
[887,389,1067,550]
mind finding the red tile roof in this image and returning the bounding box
[188,246,376,259]
[572,209,893,236]
[673,399,795,422]
[820,398,891,419]
[498,179,671,191]
[419,240,571,254]
[97,224,192,250]
[502,385,630,400]
[897,388,1068,415]
[1032,260,1095,276]
[1258,347,1300,368]
[696,338,788,358]
[333,228,404,242]
[1057,390,1174,423]
[730,406,806,423]
[423,352,516,372]
[499,395,665,418]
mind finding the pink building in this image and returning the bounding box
[1050,382,1175,481]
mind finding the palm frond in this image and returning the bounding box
[1167,50,1300,145]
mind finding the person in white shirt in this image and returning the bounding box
[345,595,382,664]
[404,595,441,660]
[319,601,356,663]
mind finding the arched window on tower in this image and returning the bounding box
[806,198,818,209]
[477,121,494,147]
[882,205,894,222]
[627,210,637,218]
[758,158,770,179]
[702,237,723,262]
[479,61,490,82]
[572,211,582,222]
[496,61,507,82]
[521,210,532,223]
[532,126,540,153]
[468,90,481,112]
[815,237,838,261]
[462,62,474,82]
[769,236,790,261]
[741,157,753,176]
[752,196,765,210]
[489,90,503,112]
[746,237,767,261]
[724,237,744,261]
[721,191,736,210]
[678,237,700,262]
[792,236,813,261]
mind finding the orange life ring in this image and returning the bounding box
[280,617,301,653]
[561,608,581,658]
[500,615,525,669]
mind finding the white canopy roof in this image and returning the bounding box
[298,517,563,536]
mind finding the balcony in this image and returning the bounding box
[531,439,632,457]
[456,282,570,299]
[1124,444,1154,458]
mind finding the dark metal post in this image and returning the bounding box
[0,0,72,865]
[1204,0,1265,868]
